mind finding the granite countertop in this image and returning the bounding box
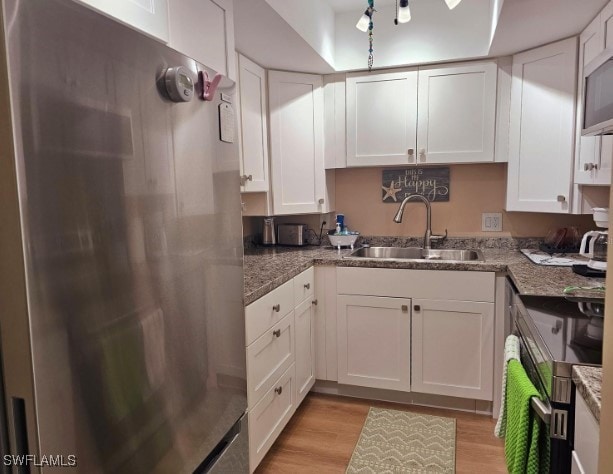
[243,243,605,305]
[573,366,603,423]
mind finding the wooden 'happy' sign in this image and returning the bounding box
[382,167,450,203]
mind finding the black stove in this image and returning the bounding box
[519,295,603,370]
[513,294,604,473]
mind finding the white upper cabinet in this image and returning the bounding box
[506,37,578,213]
[236,54,269,193]
[74,0,169,42]
[168,0,236,79]
[602,1,613,50]
[269,71,327,215]
[346,69,418,167]
[417,61,497,164]
[575,12,612,187]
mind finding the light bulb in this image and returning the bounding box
[356,10,371,32]
[445,0,462,9]
[398,0,411,23]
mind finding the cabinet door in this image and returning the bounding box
[168,0,236,80]
[295,298,315,405]
[337,295,411,391]
[246,311,294,408]
[269,71,326,214]
[506,38,577,213]
[602,1,613,50]
[573,390,600,474]
[582,14,605,67]
[74,0,169,42]
[346,69,418,167]
[575,19,604,185]
[411,299,494,400]
[417,61,497,164]
[595,136,613,185]
[248,364,296,472]
[237,54,269,193]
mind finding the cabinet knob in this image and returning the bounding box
[304,283,310,290]
[274,386,283,395]
[408,148,414,156]
[401,305,408,312]
[273,329,281,338]
[240,174,253,186]
[594,163,599,170]
[312,299,318,306]
[272,304,281,312]
[584,163,595,171]
[318,198,325,205]
[414,305,421,311]
[556,195,566,202]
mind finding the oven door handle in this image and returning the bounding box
[531,397,551,424]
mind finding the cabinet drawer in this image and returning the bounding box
[293,267,314,306]
[246,279,294,345]
[337,267,495,302]
[248,364,296,472]
[247,312,294,407]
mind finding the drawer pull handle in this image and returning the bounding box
[272,304,280,312]
[275,386,283,395]
[312,299,318,306]
[273,329,281,338]
[304,283,310,290]
[414,305,421,311]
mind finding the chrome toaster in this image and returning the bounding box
[277,224,308,246]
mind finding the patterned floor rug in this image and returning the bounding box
[346,407,456,473]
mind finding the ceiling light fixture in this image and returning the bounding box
[356,8,372,32]
[396,0,411,24]
[355,0,375,70]
[445,0,463,9]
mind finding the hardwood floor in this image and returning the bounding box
[256,392,506,473]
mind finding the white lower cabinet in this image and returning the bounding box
[245,268,315,472]
[248,364,296,471]
[333,268,495,403]
[572,389,599,474]
[411,299,494,400]
[246,312,294,407]
[337,295,411,391]
[295,298,315,404]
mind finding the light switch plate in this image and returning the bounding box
[482,213,502,232]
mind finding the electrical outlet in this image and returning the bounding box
[482,213,502,232]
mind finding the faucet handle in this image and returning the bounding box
[430,229,448,242]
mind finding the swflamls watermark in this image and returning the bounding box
[3,454,77,467]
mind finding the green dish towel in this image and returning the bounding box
[505,359,548,474]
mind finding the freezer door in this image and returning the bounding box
[1,0,247,472]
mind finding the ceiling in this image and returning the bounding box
[234,0,611,74]
[324,0,397,12]
[233,0,335,74]
[489,0,609,57]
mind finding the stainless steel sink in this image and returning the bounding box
[345,247,484,262]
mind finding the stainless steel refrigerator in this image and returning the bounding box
[0,0,248,472]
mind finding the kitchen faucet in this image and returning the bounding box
[393,194,447,249]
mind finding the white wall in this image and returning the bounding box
[265,0,336,69]
[334,1,493,71]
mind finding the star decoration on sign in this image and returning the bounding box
[382,181,402,202]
